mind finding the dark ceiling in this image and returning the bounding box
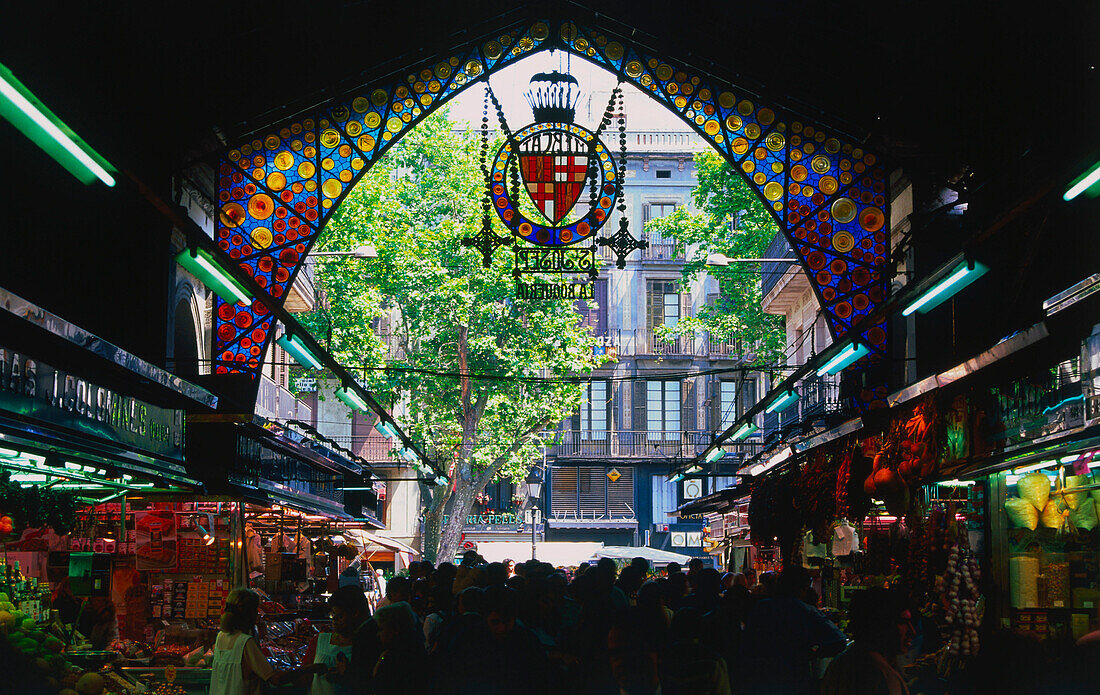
[2,1,1097,189]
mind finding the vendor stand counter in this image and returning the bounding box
[118,666,210,695]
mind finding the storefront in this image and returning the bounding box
[729,297,1099,690]
[0,288,392,693]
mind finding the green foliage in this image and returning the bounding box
[644,149,786,365]
[302,110,605,560]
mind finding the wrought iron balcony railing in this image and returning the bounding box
[548,430,714,459]
[589,329,742,359]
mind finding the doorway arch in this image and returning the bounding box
[211,16,889,407]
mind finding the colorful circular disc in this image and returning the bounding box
[831,197,857,224]
[832,231,855,253]
[859,207,885,232]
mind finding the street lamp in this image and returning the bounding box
[311,244,378,259]
[525,468,543,560]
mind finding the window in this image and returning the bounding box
[719,381,738,429]
[740,378,757,416]
[646,380,681,440]
[655,169,671,179]
[551,466,635,519]
[647,202,677,219]
[579,380,609,440]
[643,203,679,259]
[647,280,680,329]
[575,278,608,335]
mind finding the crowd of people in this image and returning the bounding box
[203,554,925,695]
[204,553,1100,695]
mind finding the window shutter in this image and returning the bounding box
[595,279,609,335]
[608,467,634,518]
[578,467,607,517]
[680,292,692,323]
[633,380,647,432]
[682,378,696,432]
[550,467,578,516]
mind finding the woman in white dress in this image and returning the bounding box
[209,588,322,695]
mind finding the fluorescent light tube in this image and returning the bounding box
[764,390,799,414]
[1064,160,1100,201]
[686,465,703,474]
[732,423,758,441]
[176,248,252,306]
[704,448,725,463]
[902,260,988,316]
[375,420,399,440]
[335,386,369,412]
[276,333,323,370]
[817,342,870,376]
[0,62,116,186]
[1014,460,1054,475]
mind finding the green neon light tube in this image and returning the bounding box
[176,248,252,306]
[704,448,725,463]
[732,422,758,441]
[0,62,116,186]
[902,260,988,316]
[1064,160,1100,201]
[764,390,799,414]
[335,386,369,412]
[276,333,323,370]
[817,342,870,376]
[375,420,400,440]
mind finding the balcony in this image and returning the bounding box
[642,232,683,261]
[761,231,797,298]
[255,374,313,422]
[595,329,742,360]
[630,131,701,153]
[548,430,713,460]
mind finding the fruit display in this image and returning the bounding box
[108,639,152,661]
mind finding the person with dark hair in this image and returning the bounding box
[376,574,411,609]
[630,556,650,577]
[481,585,549,695]
[300,586,366,695]
[682,567,722,614]
[686,558,705,580]
[486,561,509,586]
[423,583,454,653]
[661,607,732,695]
[664,570,689,612]
[821,588,913,695]
[664,561,682,577]
[740,565,847,695]
[371,602,429,694]
[608,608,662,695]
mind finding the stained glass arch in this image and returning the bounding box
[212,17,889,407]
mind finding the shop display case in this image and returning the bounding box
[990,466,1100,643]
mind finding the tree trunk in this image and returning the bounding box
[421,483,450,564]
[437,482,478,563]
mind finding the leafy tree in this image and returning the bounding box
[644,149,786,365]
[301,110,605,562]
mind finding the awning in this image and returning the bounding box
[344,529,419,556]
[675,484,750,517]
[593,545,694,566]
[475,541,603,565]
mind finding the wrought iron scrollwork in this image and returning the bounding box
[598,218,648,269]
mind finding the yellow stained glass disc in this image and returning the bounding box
[763,181,784,201]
